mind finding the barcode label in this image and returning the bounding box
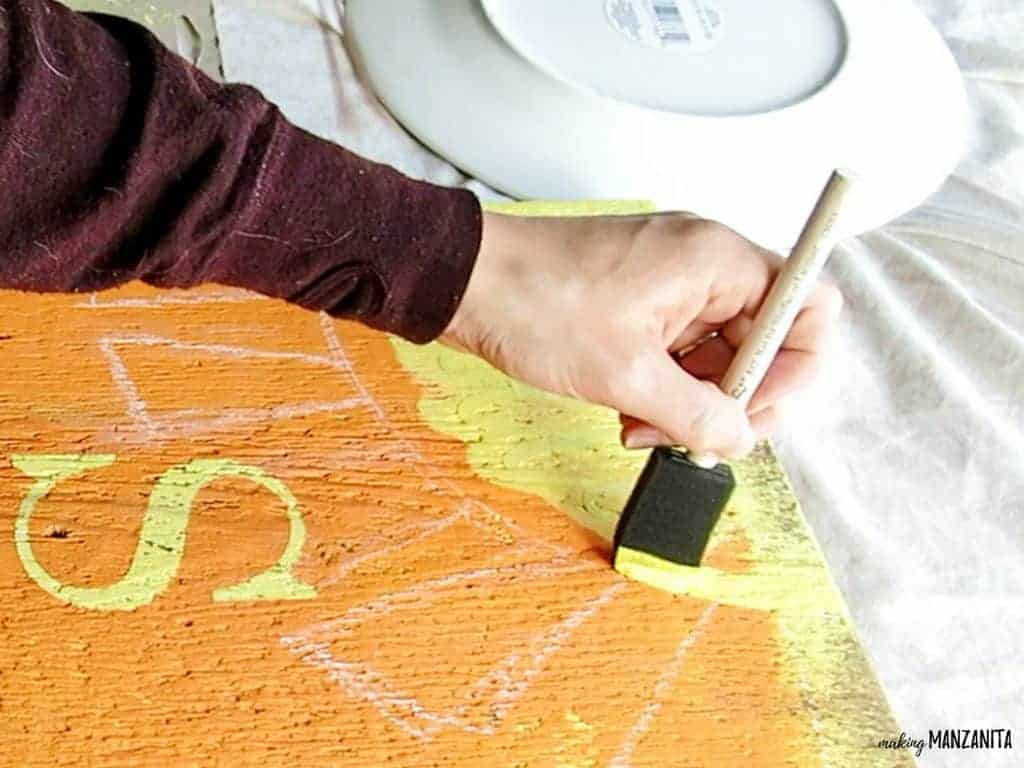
[651,1,690,42]
[605,0,723,51]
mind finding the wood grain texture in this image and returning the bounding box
[0,201,911,766]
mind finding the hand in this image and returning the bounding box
[440,211,842,459]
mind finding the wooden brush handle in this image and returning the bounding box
[688,169,858,469]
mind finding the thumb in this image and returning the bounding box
[614,353,755,458]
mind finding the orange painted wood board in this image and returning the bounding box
[0,196,912,765]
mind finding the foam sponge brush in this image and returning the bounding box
[613,169,857,584]
[614,447,734,568]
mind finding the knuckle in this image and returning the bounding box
[683,401,722,452]
[685,218,735,249]
[684,392,748,455]
[656,215,734,252]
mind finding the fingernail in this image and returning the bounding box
[624,434,657,450]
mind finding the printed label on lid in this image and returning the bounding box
[605,0,725,52]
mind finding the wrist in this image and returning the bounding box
[440,211,528,353]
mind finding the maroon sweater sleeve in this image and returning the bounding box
[0,0,482,342]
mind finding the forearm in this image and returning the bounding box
[0,0,481,342]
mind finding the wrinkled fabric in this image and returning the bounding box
[778,3,1024,759]
[0,0,482,343]
[214,2,1022,764]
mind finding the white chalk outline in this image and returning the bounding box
[97,332,373,443]
[93,304,566,572]
[282,560,618,741]
[610,602,719,768]
[80,289,266,308]
[316,500,497,589]
[99,337,155,435]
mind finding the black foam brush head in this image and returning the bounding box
[613,446,736,567]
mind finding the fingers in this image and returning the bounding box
[612,352,755,458]
[621,220,841,454]
[677,337,821,414]
[745,351,818,413]
[691,279,842,413]
[748,404,781,438]
[620,400,782,450]
[670,223,842,363]
[619,415,672,450]
[676,335,732,379]
[683,228,782,330]
[721,281,843,355]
